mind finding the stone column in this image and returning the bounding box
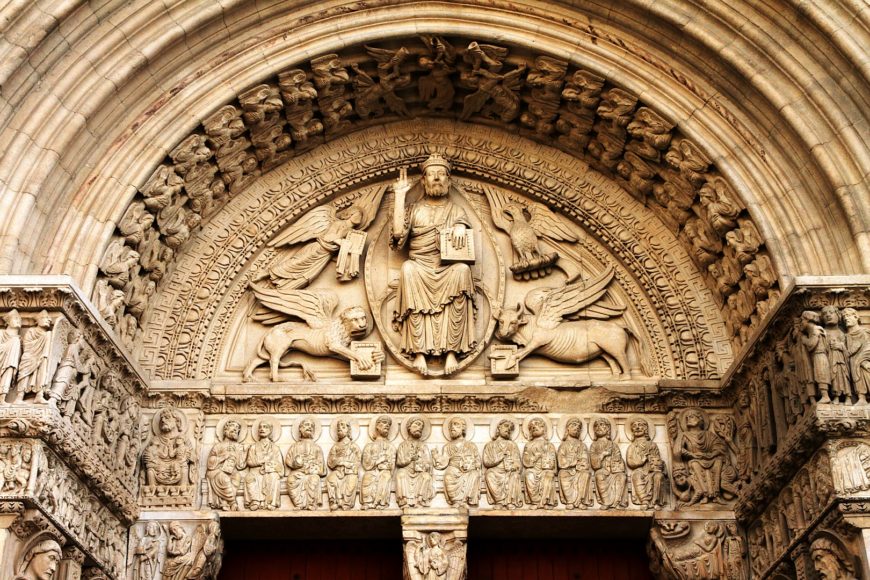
[58,545,86,580]
[401,509,468,580]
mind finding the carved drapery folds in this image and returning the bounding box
[194,413,674,513]
[402,510,467,580]
[648,518,749,580]
[100,37,778,376]
[140,406,199,508]
[128,515,223,580]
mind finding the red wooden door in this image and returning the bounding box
[467,538,653,580]
[220,537,651,580]
[219,539,404,580]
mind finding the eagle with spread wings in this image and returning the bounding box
[483,185,580,280]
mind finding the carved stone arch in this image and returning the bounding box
[139,120,731,382]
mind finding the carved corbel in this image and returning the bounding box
[402,510,468,580]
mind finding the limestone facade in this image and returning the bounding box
[0,1,867,579]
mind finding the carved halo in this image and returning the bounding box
[292,417,323,442]
[215,417,248,442]
[625,415,655,441]
[521,414,553,440]
[367,414,399,441]
[588,416,617,441]
[150,406,188,436]
[488,417,519,440]
[329,416,360,442]
[441,414,475,440]
[400,415,432,440]
[250,417,282,442]
[363,163,507,378]
[557,415,585,441]
[677,407,710,432]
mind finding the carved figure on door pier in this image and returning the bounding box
[326,417,361,510]
[132,521,162,580]
[434,416,480,507]
[14,310,54,404]
[286,417,326,510]
[405,531,466,580]
[361,415,396,509]
[821,306,851,402]
[800,310,833,403]
[395,415,434,508]
[483,418,523,509]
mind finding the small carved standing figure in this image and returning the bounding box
[206,420,247,510]
[589,418,628,509]
[360,415,396,509]
[326,418,361,510]
[395,416,434,508]
[625,417,666,509]
[843,308,870,403]
[483,419,523,509]
[286,418,326,510]
[433,417,481,507]
[133,521,162,580]
[522,417,558,509]
[821,306,851,403]
[800,310,833,403]
[557,417,593,509]
[0,309,22,400]
[14,310,53,403]
[244,420,285,510]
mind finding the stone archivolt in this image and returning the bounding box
[95,38,779,382]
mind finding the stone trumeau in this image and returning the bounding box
[0,1,867,579]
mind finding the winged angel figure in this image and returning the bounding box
[243,287,382,382]
[255,184,387,298]
[460,42,526,123]
[493,266,644,377]
[405,532,466,580]
[483,185,580,280]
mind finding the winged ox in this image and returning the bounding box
[492,266,643,377]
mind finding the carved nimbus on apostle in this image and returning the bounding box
[239,153,645,381]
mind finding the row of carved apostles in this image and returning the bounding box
[0,310,141,487]
[732,303,870,486]
[138,407,743,513]
[93,37,779,368]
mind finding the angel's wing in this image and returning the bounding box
[534,265,623,328]
[502,64,527,91]
[481,185,519,231]
[48,317,72,383]
[364,45,404,65]
[527,204,579,242]
[404,540,423,580]
[351,64,376,88]
[269,206,336,248]
[250,285,338,328]
[446,540,468,580]
[344,183,389,231]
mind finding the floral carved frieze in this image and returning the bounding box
[140,122,734,384]
[102,38,778,381]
